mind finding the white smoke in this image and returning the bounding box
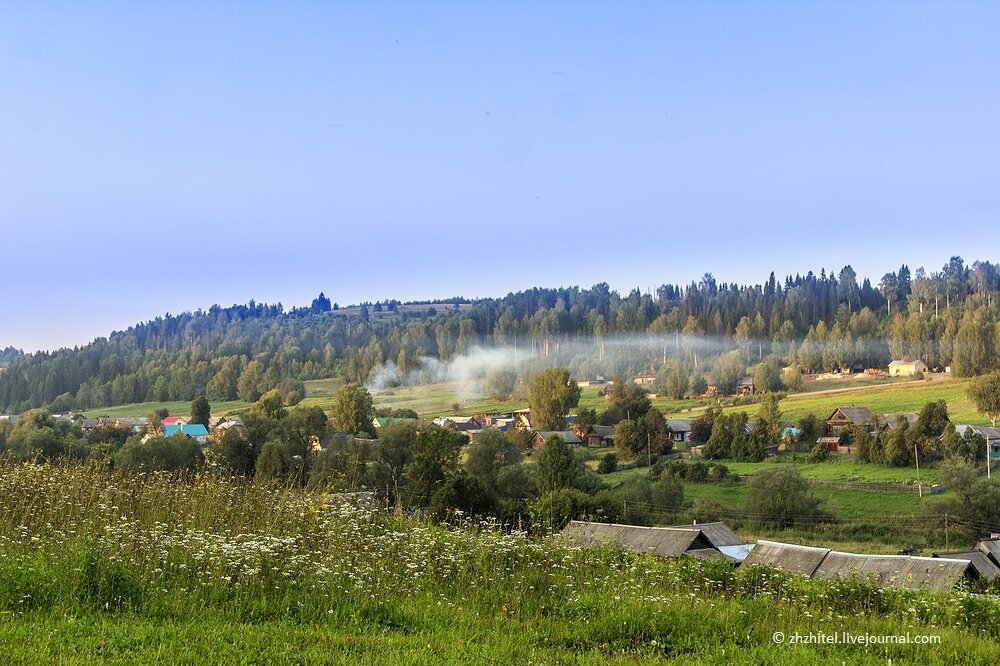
[362,332,900,400]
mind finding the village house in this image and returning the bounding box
[877,413,919,431]
[736,376,756,396]
[308,431,350,453]
[825,406,873,434]
[666,418,694,443]
[579,424,615,448]
[211,417,247,440]
[562,520,752,563]
[476,413,516,431]
[633,372,657,386]
[530,430,582,448]
[372,416,418,430]
[432,416,481,432]
[160,423,210,445]
[955,425,1000,460]
[888,358,929,377]
[743,540,984,592]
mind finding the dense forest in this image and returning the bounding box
[1,257,999,414]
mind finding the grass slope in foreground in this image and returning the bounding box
[1,464,999,665]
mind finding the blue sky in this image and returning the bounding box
[1,1,997,352]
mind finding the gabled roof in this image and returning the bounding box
[893,557,971,592]
[742,540,831,576]
[686,548,737,562]
[666,418,693,432]
[878,413,919,429]
[955,425,1000,442]
[933,551,1000,581]
[216,418,246,431]
[814,551,910,587]
[561,521,712,558]
[747,540,974,592]
[826,406,872,425]
[668,521,745,548]
[534,431,582,444]
[162,423,209,437]
[314,432,350,450]
[584,424,616,439]
[975,538,1000,567]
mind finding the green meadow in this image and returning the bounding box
[0,463,997,665]
[81,372,986,431]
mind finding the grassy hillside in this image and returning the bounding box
[762,376,981,424]
[80,373,986,429]
[1,464,998,664]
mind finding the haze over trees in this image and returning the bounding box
[2,257,1000,414]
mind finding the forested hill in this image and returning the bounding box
[1,257,999,414]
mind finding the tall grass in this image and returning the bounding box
[1,462,999,663]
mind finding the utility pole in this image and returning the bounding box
[945,513,949,550]
[914,442,922,498]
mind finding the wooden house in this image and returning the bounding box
[736,377,756,396]
[633,372,657,386]
[825,406,873,433]
[580,424,615,448]
[666,418,694,443]
[530,431,582,448]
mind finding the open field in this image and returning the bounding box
[677,479,934,519]
[720,454,943,486]
[80,370,987,430]
[600,454,942,490]
[82,399,251,419]
[757,376,981,424]
[0,463,997,665]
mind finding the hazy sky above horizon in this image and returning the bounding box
[2,1,998,353]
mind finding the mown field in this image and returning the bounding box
[1,463,998,665]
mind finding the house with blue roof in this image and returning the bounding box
[162,423,210,444]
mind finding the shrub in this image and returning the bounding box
[709,463,730,481]
[808,443,830,463]
[744,467,823,529]
[597,452,618,474]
